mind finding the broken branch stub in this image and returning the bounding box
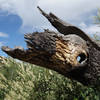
[2,31,88,85]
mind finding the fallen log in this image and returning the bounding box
[2,7,100,86]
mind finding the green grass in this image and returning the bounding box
[0,56,100,100]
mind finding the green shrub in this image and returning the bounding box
[0,56,100,100]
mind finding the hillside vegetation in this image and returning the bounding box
[0,56,100,100]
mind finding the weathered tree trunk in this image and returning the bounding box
[2,7,100,86]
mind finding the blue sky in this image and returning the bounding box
[0,0,100,56]
[0,14,25,56]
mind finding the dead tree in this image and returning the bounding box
[2,7,100,86]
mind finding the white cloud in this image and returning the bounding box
[0,0,100,32]
[38,0,100,20]
[86,25,100,34]
[79,22,100,35]
[0,0,37,27]
[0,32,8,37]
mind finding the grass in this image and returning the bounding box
[0,56,100,100]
